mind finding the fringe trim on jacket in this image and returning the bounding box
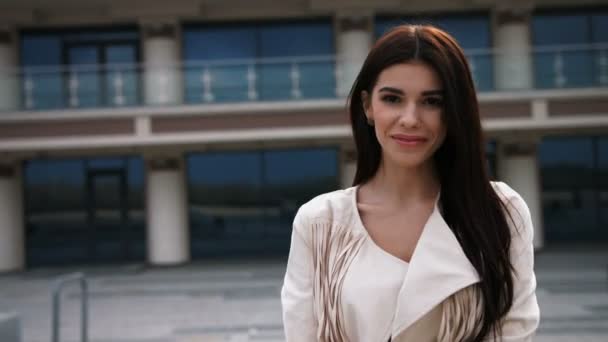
[310,220,366,342]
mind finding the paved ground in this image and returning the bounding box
[0,246,607,342]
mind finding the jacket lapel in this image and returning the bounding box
[390,202,481,337]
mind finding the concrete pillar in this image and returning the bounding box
[492,8,533,90]
[341,149,357,189]
[141,22,183,106]
[0,164,25,272]
[336,15,372,97]
[0,30,20,111]
[145,157,189,265]
[497,140,544,250]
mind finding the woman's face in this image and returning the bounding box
[362,61,447,170]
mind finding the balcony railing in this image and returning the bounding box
[1,43,607,112]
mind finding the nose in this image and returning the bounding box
[398,102,420,128]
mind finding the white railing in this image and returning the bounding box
[1,43,608,112]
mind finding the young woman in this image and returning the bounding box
[281,25,540,342]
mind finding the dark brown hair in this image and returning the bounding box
[349,25,514,341]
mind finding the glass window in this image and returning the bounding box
[258,21,335,100]
[24,156,144,266]
[182,20,335,103]
[598,137,608,240]
[20,36,64,109]
[106,45,139,106]
[532,14,595,88]
[539,137,597,242]
[263,148,338,208]
[25,159,88,265]
[188,152,263,257]
[183,26,258,103]
[187,147,339,258]
[20,29,139,110]
[592,14,608,42]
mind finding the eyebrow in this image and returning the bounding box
[378,86,444,96]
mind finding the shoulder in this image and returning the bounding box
[490,181,534,245]
[294,187,356,227]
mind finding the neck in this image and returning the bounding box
[368,157,441,207]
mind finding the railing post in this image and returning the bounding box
[598,49,608,86]
[68,70,79,108]
[201,66,214,103]
[290,62,301,99]
[467,54,478,88]
[51,272,89,342]
[553,51,566,88]
[24,72,34,109]
[247,64,258,101]
[113,70,125,106]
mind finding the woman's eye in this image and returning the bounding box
[381,95,401,104]
[423,97,444,107]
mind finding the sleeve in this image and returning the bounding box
[488,184,541,341]
[281,208,318,342]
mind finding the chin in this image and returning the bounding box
[387,154,431,169]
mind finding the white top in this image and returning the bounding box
[342,238,409,341]
[281,181,540,342]
[342,187,410,342]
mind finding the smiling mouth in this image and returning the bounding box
[390,135,427,146]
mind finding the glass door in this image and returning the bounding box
[87,169,130,263]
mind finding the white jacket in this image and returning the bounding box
[281,181,540,342]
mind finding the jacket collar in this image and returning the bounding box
[390,199,481,337]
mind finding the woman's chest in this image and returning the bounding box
[340,240,410,341]
[360,210,429,263]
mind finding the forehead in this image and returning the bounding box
[374,62,442,91]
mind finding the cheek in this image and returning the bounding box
[429,112,446,136]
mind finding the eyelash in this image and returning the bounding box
[381,95,401,104]
[380,95,444,107]
[423,97,444,107]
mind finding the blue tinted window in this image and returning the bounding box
[182,20,335,103]
[259,22,333,57]
[183,27,257,61]
[21,36,62,66]
[532,14,595,88]
[187,147,339,258]
[540,137,598,241]
[532,15,589,45]
[62,31,138,42]
[600,137,608,238]
[20,29,139,110]
[25,156,145,266]
[592,14,608,42]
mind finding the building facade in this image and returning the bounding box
[0,0,607,271]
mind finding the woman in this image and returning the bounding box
[281,24,540,342]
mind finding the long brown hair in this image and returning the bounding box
[349,25,514,341]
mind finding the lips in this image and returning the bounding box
[390,134,427,147]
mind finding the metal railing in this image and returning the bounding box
[1,43,607,112]
[51,272,89,342]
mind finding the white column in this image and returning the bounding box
[141,22,183,106]
[0,165,25,272]
[497,140,544,250]
[146,158,189,265]
[493,9,533,90]
[341,149,357,189]
[0,30,20,111]
[336,15,372,97]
